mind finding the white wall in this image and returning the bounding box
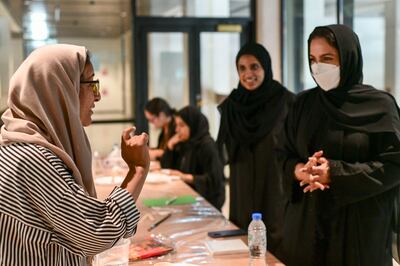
[0,0,23,110]
[0,21,23,110]
[385,0,400,102]
[10,38,23,75]
[0,17,11,109]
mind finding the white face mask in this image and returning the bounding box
[311,63,340,91]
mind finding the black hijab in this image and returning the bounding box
[306,24,400,141]
[177,106,210,146]
[217,42,290,160]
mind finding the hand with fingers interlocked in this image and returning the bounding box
[295,150,331,193]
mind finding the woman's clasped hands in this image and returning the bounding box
[295,150,331,193]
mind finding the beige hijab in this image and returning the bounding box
[0,44,96,197]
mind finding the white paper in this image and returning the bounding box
[205,239,248,256]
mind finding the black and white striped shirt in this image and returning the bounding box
[0,143,140,265]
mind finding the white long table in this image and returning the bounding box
[95,174,285,266]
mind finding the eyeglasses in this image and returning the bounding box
[80,79,100,97]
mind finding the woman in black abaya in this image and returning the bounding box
[279,24,400,266]
[161,106,225,210]
[217,43,294,256]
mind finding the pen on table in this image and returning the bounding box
[147,212,172,231]
[165,196,178,206]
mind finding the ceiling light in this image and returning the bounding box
[30,21,49,40]
[29,11,49,40]
[30,12,46,21]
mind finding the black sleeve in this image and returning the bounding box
[329,133,400,206]
[160,145,180,169]
[192,142,225,196]
[277,101,304,203]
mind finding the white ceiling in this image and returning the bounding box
[1,0,131,39]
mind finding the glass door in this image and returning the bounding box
[147,32,190,146]
[200,32,241,138]
[145,30,241,143]
[148,33,189,108]
[133,20,253,136]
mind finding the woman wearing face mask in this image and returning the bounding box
[279,24,400,266]
[144,97,175,161]
[216,43,295,256]
[161,106,225,210]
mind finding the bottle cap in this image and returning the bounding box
[252,212,262,220]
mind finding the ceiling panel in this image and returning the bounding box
[2,0,132,39]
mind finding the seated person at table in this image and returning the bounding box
[161,106,225,210]
[0,44,149,265]
[144,97,176,161]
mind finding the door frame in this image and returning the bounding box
[132,16,255,132]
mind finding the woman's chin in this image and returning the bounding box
[81,118,92,127]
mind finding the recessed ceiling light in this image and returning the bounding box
[29,11,49,40]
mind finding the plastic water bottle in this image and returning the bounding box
[248,212,266,258]
[92,150,103,178]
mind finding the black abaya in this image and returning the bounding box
[279,24,400,266]
[217,43,295,257]
[161,106,225,210]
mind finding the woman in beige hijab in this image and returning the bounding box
[0,44,149,265]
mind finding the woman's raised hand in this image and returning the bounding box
[167,133,181,150]
[121,127,150,170]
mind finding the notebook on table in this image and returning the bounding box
[205,239,248,256]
